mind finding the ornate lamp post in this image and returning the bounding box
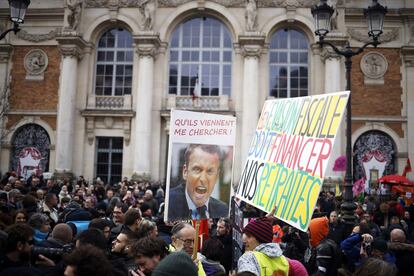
[311,0,387,226]
[0,0,30,40]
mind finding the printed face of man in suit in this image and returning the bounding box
[183,146,220,208]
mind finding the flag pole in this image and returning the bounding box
[192,220,200,260]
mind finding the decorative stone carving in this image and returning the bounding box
[85,0,317,7]
[347,28,399,44]
[238,34,266,58]
[328,0,338,30]
[134,34,161,58]
[360,52,388,85]
[56,36,89,59]
[138,0,157,31]
[85,0,145,7]
[245,0,257,32]
[0,44,13,63]
[136,45,158,57]
[17,29,60,42]
[401,46,414,67]
[24,49,48,80]
[85,0,110,7]
[85,117,95,145]
[66,0,83,32]
[104,117,114,128]
[258,0,318,8]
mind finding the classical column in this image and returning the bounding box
[132,33,160,179]
[311,44,324,94]
[238,34,265,164]
[55,36,87,179]
[402,47,414,174]
[321,36,347,179]
[323,50,341,93]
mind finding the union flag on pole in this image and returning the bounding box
[402,158,412,177]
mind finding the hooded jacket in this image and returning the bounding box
[237,243,287,276]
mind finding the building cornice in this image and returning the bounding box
[352,116,407,123]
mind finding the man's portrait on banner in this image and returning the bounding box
[167,143,233,221]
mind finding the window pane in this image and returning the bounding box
[97,52,105,61]
[112,138,123,149]
[125,51,133,61]
[168,17,232,96]
[117,52,125,61]
[95,29,133,96]
[269,29,309,98]
[223,51,232,62]
[106,52,114,61]
[98,138,110,148]
[105,65,113,75]
[170,51,179,61]
[279,53,287,63]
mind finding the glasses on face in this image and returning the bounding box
[177,237,194,246]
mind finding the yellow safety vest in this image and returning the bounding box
[197,259,207,276]
[252,251,289,276]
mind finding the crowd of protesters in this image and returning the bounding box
[0,172,414,276]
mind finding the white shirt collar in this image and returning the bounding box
[185,186,209,219]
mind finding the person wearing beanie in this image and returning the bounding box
[287,258,308,276]
[237,217,289,276]
[307,216,340,276]
[152,252,197,276]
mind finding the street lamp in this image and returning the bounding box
[0,0,31,40]
[311,0,387,226]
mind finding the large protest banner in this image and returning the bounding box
[236,91,349,231]
[164,110,237,221]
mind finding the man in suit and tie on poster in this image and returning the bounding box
[167,144,229,220]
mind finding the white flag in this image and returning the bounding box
[193,78,201,98]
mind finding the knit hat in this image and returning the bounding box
[371,238,388,253]
[309,216,329,248]
[152,252,197,276]
[287,258,308,276]
[243,217,273,244]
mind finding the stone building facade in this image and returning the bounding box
[0,0,413,188]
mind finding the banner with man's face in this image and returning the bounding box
[164,110,237,221]
[236,91,349,232]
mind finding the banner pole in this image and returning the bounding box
[192,220,200,260]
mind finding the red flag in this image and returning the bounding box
[403,158,412,177]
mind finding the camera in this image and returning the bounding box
[32,244,73,259]
[362,241,372,254]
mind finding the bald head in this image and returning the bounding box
[52,223,73,244]
[390,228,406,243]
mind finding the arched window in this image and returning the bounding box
[10,124,51,180]
[95,28,133,96]
[353,130,396,180]
[269,29,309,98]
[168,17,232,96]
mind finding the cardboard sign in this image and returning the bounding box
[236,91,349,231]
[164,110,237,221]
